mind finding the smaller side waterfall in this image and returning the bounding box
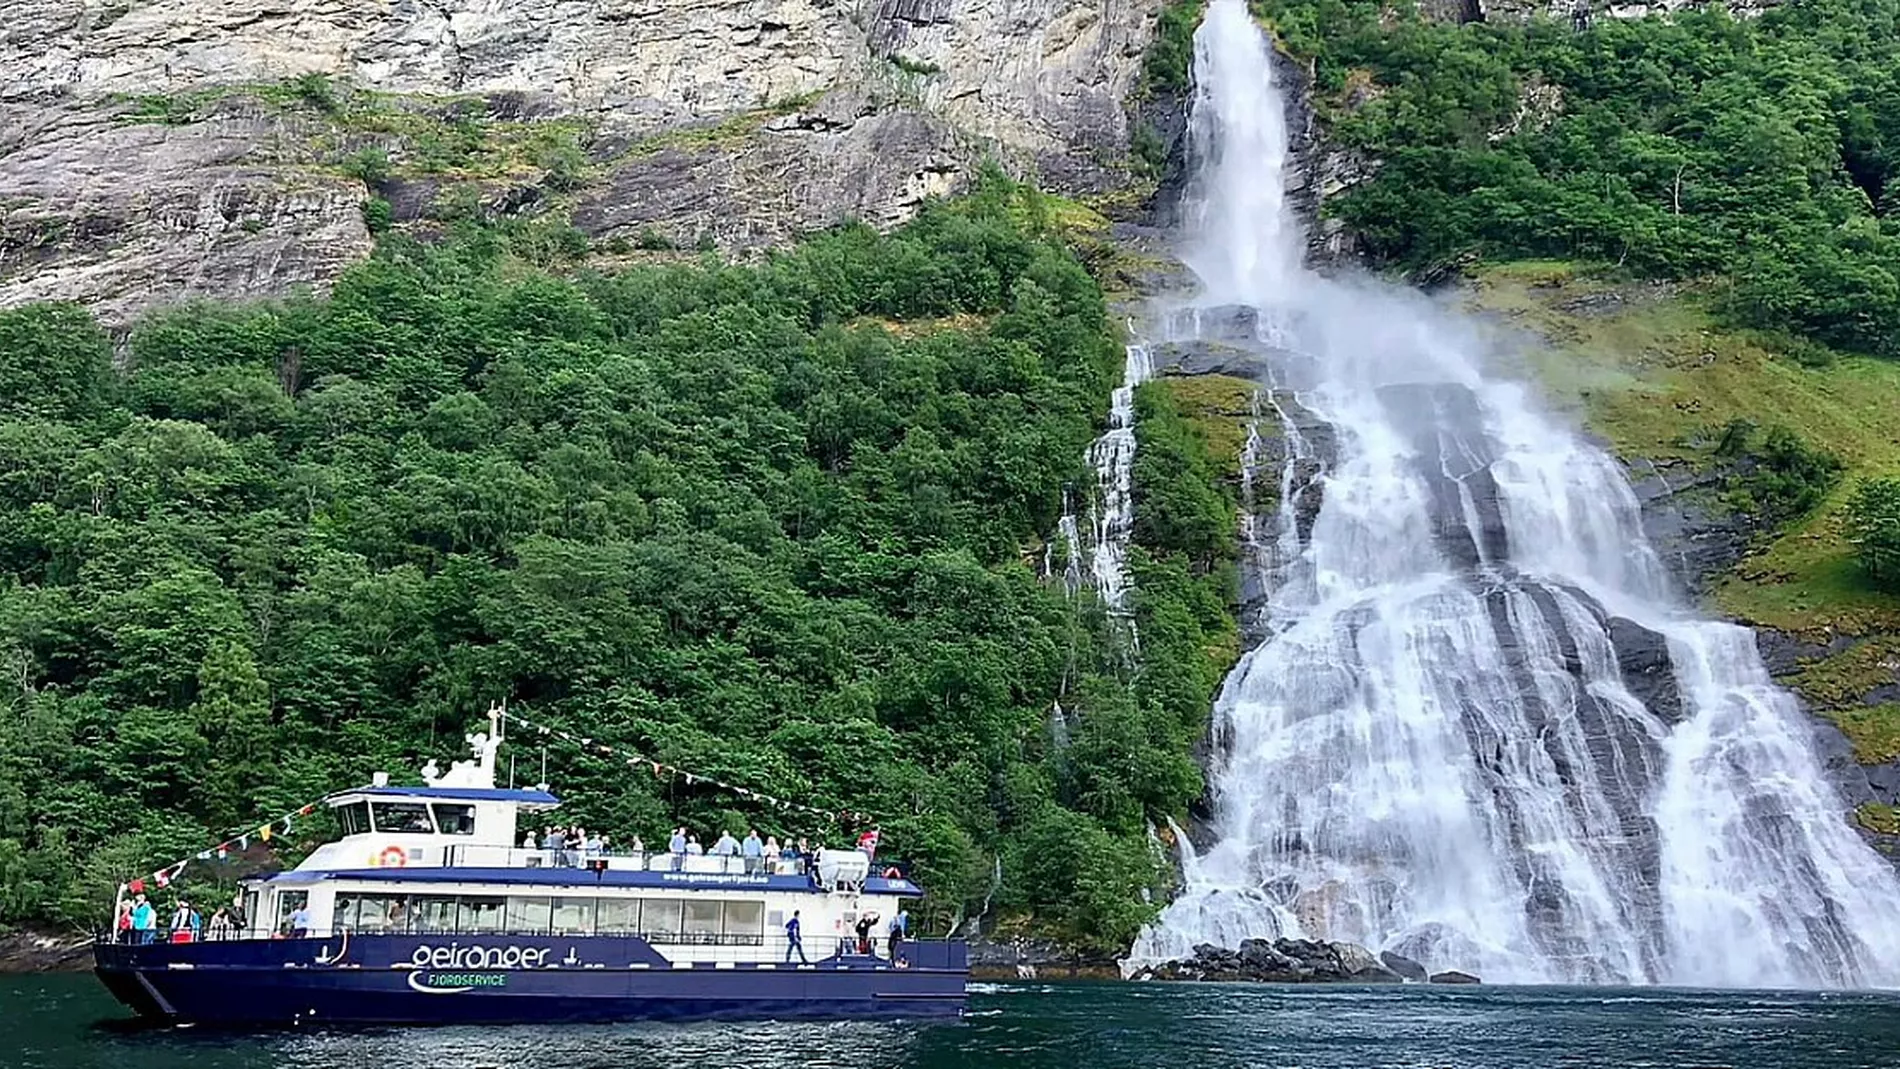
[1084,340,1155,614]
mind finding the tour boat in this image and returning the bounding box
[92,711,968,1025]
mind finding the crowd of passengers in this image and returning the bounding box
[526,824,865,876]
[114,891,247,944]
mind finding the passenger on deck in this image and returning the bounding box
[116,901,133,943]
[854,912,880,956]
[169,900,200,942]
[546,826,569,866]
[522,829,538,851]
[888,910,910,966]
[741,829,763,873]
[785,909,808,964]
[668,827,687,870]
[711,830,740,859]
[764,835,781,870]
[629,834,645,855]
[583,830,603,860]
[685,835,704,856]
[208,907,235,940]
[288,903,312,939]
[131,894,156,944]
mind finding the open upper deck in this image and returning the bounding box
[268,709,913,897]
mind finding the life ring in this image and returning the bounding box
[883,866,902,879]
[375,846,408,868]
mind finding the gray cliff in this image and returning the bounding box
[2,0,1164,321]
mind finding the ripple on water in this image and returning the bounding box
[15,976,1900,1069]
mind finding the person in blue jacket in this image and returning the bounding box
[784,909,808,964]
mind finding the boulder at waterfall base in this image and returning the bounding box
[1133,939,1404,983]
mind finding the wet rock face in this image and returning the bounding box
[2,0,1164,320]
[1379,950,1429,982]
[1133,938,1407,983]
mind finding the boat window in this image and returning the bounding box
[552,896,596,935]
[506,896,552,933]
[332,894,359,930]
[723,900,764,936]
[337,801,371,836]
[597,898,640,934]
[338,894,410,932]
[414,896,460,933]
[641,899,684,940]
[274,890,308,935]
[683,899,722,940]
[458,896,506,933]
[430,803,477,836]
[370,802,435,834]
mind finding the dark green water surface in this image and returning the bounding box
[13,973,1900,1068]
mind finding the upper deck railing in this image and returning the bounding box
[440,845,815,877]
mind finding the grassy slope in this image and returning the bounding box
[1469,261,1900,787]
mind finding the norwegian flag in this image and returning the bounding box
[856,829,880,860]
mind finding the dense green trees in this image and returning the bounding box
[1848,478,1900,587]
[1262,0,1900,354]
[0,180,1219,951]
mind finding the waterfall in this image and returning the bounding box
[1127,0,1900,988]
[1085,340,1156,616]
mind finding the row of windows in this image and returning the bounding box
[333,894,766,940]
[337,801,478,837]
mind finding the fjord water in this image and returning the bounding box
[1129,0,1900,986]
[17,974,1900,1069]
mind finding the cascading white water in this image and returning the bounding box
[1085,341,1156,614]
[1129,0,1900,987]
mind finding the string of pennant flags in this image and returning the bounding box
[501,708,876,828]
[119,707,875,896]
[121,799,324,896]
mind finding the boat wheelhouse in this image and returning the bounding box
[93,710,967,1025]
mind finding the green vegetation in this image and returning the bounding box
[1141,0,1210,97]
[888,55,943,77]
[1715,421,1842,527]
[0,176,1229,951]
[1153,374,1258,482]
[1264,0,1900,355]
[1822,706,1900,766]
[1848,478,1900,590]
[1857,802,1900,837]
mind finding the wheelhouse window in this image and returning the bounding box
[370,802,434,834]
[337,801,371,836]
[430,803,477,836]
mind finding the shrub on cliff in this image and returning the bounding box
[1847,478,1900,589]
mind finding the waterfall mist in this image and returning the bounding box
[1127,0,1900,987]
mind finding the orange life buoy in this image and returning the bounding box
[883,866,902,879]
[375,846,408,868]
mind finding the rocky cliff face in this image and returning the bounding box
[2,0,1163,321]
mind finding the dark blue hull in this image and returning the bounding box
[94,934,967,1026]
